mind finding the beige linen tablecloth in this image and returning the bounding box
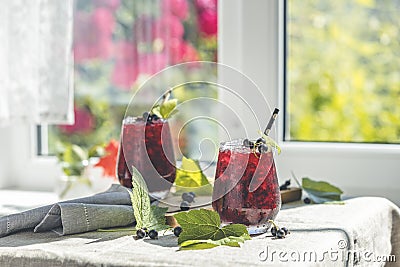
[0,197,399,267]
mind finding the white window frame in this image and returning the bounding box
[218,0,400,204]
[1,0,399,204]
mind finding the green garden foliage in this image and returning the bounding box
[287,0,400,143]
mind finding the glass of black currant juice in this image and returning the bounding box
[116,115,176,199]
[212,139,281,234]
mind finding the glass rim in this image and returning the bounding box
[219,138,276,154]
[123,116,167,124]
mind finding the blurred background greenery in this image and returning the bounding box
[46,0,400,162]
[287,0,400,143]
[47,0,218,159]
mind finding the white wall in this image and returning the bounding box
[0,126,13,188]
[0,124,59,191]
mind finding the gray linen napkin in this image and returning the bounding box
[0,184,135,237]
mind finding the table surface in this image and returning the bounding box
[0,190,399,267]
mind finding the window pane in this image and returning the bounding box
[46,0,218,158]
[286,0,400,143]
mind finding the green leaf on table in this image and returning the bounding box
[174,157,213,196]
[302,177,343,204]
[129,167,150,230]
[179,234,251,250]
[173,209,250,250]
[258,130,281,155]
[147,205,170,231]
[129,166,169,230]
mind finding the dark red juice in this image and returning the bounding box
[212,140,281,226]
[117,117,176,198]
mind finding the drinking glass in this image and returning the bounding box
[116,116,176,199]
[212,139,281,234]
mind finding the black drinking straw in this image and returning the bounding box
[263,108,280,136]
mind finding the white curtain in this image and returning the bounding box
[0,0,74,127]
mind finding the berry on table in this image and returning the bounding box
[148,229,158,239]
[276,229,286,239]
[279,179,291,190]
[303,197,311,204]
[279,185,287,191]
[136,229,146,239]
[180,201,190,211]
[141,227,149,236]
[173,226,183,237]
[271,226,277,236]
[281,227,290,235]
[268,219,290,239]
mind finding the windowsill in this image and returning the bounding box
[0,188,57,216]
[281,141,400,156]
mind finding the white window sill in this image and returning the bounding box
[0,189,57,216]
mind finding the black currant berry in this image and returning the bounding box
[243,139,250,147]
[136,229,146,239]
[142,227,148,236]
[276,229,286,239]
[258,144,268,154]
[151,114,159,121]
[173,226,183,237]
[256,138,266,144]
[182,192,194,203]
[142,112,150,121]
[281,227,289,235]
[148,229,158,239]
[180,201,190,211]
[271,226,278,236]
[188,191,196,198]
[249,141,255,149]
[303,197,311,204]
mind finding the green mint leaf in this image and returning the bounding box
[258,130,281,154]
[302,177,343,204]
[129,166,169,230]
[179,234,250,250]
[151,105,162,118]
[160,99,178,119]
[173,209,250,249]
[174,157,213,196]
